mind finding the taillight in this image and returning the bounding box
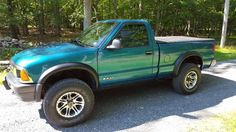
[212,43,216,52]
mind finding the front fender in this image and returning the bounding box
[35,63,99,102]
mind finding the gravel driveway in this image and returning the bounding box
[1,60,236,132]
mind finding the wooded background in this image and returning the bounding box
[0,0,236,40]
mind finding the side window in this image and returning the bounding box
[117,24,149,48]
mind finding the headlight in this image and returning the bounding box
[10,61,33,83]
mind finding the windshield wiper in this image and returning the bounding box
[70,38,94,47]
[70,38,85,47]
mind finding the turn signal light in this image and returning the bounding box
[20,69,30,81]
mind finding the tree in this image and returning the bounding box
[38,0,45,36]
[111,0,118,18]
[220,0,230,48]
[84,0,92,29]
[51,0,61,36]
[17,0,31,35]
[0,0,235,39]
[6,0,19,39]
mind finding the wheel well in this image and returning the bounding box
[174,55,203,76]
[181,56,203,69]
[41,69,97,99]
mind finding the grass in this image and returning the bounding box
[0,48,22,60]
[219,112,236,131]
[188,112,236,132]
[0,69,7,85]
[215,45,236,61]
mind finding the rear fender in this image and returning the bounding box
[173,52,202,76]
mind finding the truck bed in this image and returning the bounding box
[155,36,214,43]
[156,36,215,79]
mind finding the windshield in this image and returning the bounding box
[75,22,117,47]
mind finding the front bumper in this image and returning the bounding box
[3,72,36,102]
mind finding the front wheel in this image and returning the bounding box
[43,79,94,127]
[172,63,201,95]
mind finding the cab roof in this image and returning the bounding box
[98,19,148,23]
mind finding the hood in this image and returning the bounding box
[16,42,80,56]
[10,42,97,82]
[11,42,83,67]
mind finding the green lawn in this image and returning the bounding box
[215,45,236,61]
[219,112,236,131]
[189,112,236,132]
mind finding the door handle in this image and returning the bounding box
[145,50,153,55]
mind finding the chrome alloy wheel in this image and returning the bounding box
[56,92,85,118]
[184,71,198,89]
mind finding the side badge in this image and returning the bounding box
[103,77,112,80]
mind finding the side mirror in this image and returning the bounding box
[107,39,121,49]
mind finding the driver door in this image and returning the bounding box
[98,23,154,86]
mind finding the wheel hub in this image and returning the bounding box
[56,92,85,118]
[184,71,198,89]
[67,102,74,108]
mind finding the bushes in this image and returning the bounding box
[0,37,34,60]
[0,47,22,60]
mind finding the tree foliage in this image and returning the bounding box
[0,0,235,39]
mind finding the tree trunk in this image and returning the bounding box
[92,0,99,21]
[155,0,161,36]
[139,0,142,18]
[6,0,19,39]
[113,0,118,18]
[22,18,29,36]
[92,5,98,22]
[84,0,92,30]
[53,0,61,36]
[186,20,191,36]
[220,0,230,48]
[38,0,45,36]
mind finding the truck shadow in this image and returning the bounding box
[38,73,236,131]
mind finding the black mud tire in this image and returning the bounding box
[172,63,201,95]
[43,79,94,127]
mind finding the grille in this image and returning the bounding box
[9,65,20,78]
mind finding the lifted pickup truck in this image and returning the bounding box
[3,19,216,127]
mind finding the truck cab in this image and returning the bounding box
[98,20,158,86]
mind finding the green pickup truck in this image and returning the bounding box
[3,19,216,127]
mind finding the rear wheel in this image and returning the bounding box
[172,63,201,95]
[43,79,94,127]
